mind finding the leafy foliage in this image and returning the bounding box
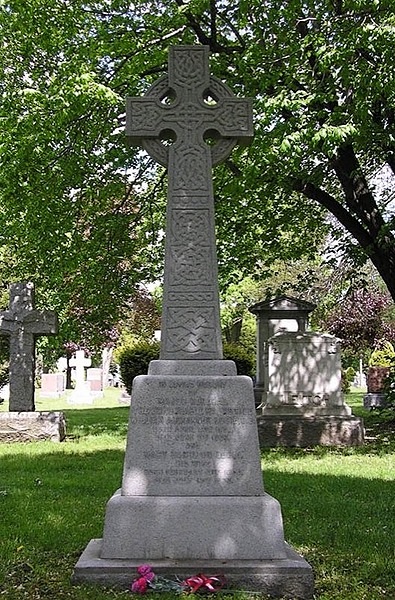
[369,342,395,367]
[222,342,255,377]
[0,0,394,354]
[117,341,160,393]
[323,289,395,353]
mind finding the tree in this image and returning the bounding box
[0,0,394,350]
[323,288,395,355]
[0,0,167,346]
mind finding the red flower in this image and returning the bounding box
[131,576,148,594]
[184,573,225,593]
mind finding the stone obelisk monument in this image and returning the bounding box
[73,46,313,598]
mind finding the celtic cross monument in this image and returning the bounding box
[0,282,65,443]
[73,46,313,598]
[126,45,252,361]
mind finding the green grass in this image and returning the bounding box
[0,389,394,599]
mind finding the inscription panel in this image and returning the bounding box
[122,376,263,496]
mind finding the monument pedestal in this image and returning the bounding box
[73,363,313,598]
[74,539,313,597]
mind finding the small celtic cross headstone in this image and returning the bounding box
[0,282,58,411]
[127,45,253,359]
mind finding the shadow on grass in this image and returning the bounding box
[1,445,394,598]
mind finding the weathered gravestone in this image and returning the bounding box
[0,282,66,442]
[73,46,313,598]
[250,296,364,446]
[249,296,316,406]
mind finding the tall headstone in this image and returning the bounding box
[73,46,313,598]
[0,282,65,442]
[0,282,58,411]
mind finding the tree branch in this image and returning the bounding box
[331,144,387,237]
[292,177,373,251]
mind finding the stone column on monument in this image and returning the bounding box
[73,46,314,598]
[126,45,252,364]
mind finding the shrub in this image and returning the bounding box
[369,342,395,367]
[222,342,255,377]
[118,341,160,394]
[117,340,255,392]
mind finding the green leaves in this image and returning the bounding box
[0,0,394,354]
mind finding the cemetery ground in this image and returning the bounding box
[0,390,394,600]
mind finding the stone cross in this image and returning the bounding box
[127,46,253,360]
[69,350,91,391]
[0,282,58,411]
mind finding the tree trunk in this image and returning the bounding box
[65,354,72,389]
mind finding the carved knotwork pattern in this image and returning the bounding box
[170,246,210,285]
[171,210,209,244]
[166,307,215,353]
[172,147,210,192]
[168,291,214,303]
[125,47,253,358]
[216,101,252,132]
[130,102,162,131]
[173,48,206,87]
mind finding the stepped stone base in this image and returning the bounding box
[257,415,364,447]
[73,538,314,599]
[0,411,66,442]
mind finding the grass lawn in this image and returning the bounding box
[0,388,394,599]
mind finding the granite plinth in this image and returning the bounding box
[0,411,66,442]
[74,371,313,596]
[121,374,264,497]
[257,415,364,447]
[101,491,286,560]
[73,539,314,599]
